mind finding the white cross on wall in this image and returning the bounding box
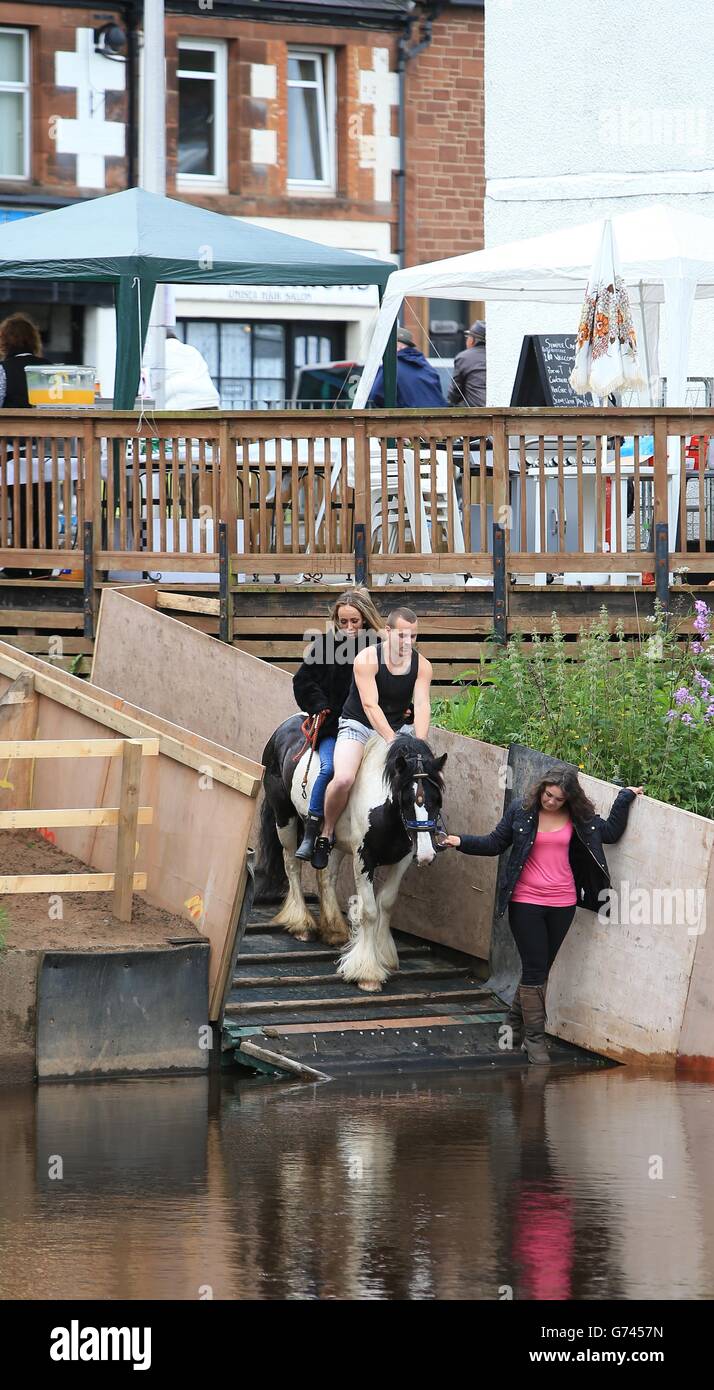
[359,48,400,203]
[54,28,126,189]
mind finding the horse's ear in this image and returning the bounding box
[432,753,447,773]
[394,752,408,776]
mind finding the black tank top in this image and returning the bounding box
[341,641,418,731]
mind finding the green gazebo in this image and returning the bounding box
[0,187,397,408]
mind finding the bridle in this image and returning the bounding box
[397,752,447,843]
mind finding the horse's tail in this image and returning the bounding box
[254,730,290,903]
[254,790,287,902]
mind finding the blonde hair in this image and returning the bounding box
[328,587,384,634]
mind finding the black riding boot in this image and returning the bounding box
[311,835,332,871]
[295,813,322,862]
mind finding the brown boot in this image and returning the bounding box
[520,985,550,1065]
[505,984,525,1050]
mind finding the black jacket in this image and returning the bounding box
[457,789,636,918]
[1,352,45,409]
[292,633,359,740]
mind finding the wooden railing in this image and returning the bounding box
[0,409,712,606]
[0,735,157,921]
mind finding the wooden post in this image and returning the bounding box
[113,739,143,922]
[492,524,507,645]
[0,673,38,811]
[492,417,510,613]
[491,417,509,533]
[218,520,232,644]
[653,415,670,610]
[353,418,370,586]
[83,520,95,640]
[218,419,237,556]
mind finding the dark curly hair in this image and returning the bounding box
[522,765,596,822]
[0,313,42,359]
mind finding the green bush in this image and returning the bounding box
[432,600,714,819]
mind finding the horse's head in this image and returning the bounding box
[385,737,447,866]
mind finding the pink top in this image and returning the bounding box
[511,821,578,907]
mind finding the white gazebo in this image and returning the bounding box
[353,203,714,413]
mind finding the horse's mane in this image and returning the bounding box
[382,735,441,796]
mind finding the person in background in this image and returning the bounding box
[0,312,45,409]
[441,767,642,1064]
[0,313,52,576]
[314,607,432,870]
[292,588,384,864]
[448,319,486,407]
[161,330,220,410]
[368,327,446,408]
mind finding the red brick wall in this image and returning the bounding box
[406,8,485,263]
[0,3,486,289]
[403,6,485,345]
[164,17,399,225]
[0,3,127,196]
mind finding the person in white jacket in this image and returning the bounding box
[161,331,220,410]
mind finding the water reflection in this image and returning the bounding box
[0,1067,712,1300]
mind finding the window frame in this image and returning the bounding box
[286,47,336,195]
[0,27,31,182]
[176,317,345,408]
[176,37,228,192]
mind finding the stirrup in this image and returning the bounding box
[310,835,333,870]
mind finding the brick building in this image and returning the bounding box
[0,0,484,398]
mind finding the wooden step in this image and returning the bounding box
[225,986,491,1016]
[232,964,471,990]
[238,943,428,964]
[261,1010,503,1036]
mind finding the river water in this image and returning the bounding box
[1,1066,713,1301]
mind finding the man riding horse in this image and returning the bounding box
[312,606,434,867]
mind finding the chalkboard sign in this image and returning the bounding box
[510,334,593,408]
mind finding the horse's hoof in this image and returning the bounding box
[295,931,313,943]
[357,980,383,993]
[320,928,350,949]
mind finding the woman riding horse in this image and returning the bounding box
[292,588,384,865]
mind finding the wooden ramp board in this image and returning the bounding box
[222,908,604,1077]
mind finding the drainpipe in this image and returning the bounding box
[396,4,443,273]
[122,1,139,189]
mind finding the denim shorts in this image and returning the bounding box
[336,717,415,746]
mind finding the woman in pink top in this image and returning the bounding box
[441,767,642,1064]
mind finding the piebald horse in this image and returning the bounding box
[258,714,447,991]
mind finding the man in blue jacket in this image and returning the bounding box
[367,327,446,407]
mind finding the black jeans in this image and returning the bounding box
[508,901,577,986]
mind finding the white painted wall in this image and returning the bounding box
[484,0,714,404]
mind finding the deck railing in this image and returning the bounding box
[1,408,712,617]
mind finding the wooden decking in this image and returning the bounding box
[0,575,708,694]
[1,405,712,688]
[222,905,605,1079]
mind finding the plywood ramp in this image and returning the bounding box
[90,587,499,959]
[500,744,714,1071]
[0,640,263,1018]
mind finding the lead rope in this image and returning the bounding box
[293,709,329,799]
